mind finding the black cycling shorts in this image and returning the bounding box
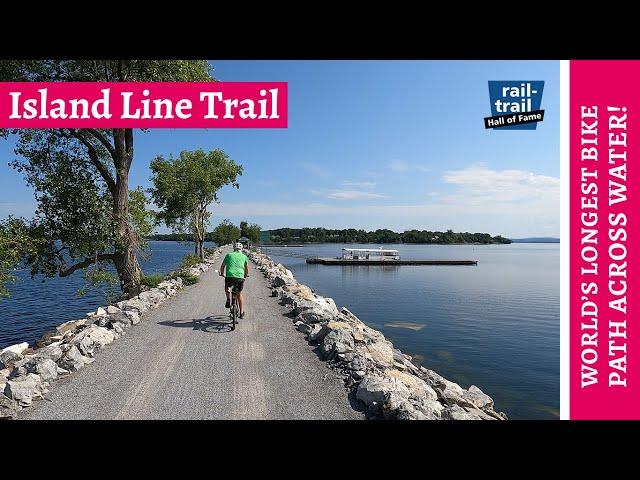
[225,277,245,292]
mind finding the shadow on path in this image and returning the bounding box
[158,315,234,334]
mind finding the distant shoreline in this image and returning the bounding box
[145,239,560,245]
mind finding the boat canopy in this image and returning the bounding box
[342,248,399,253]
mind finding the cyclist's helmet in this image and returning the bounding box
[234,242,243,251]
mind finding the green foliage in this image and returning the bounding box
[265,228,512,245]
[167,270,199,286]
[0,59,214,297]
[0,217,36,298]
[212,219,241,246]
[240,221,262,243]
[77,264,118,303]
[141,273,165,288]
[128,187,155,254]
[180,253,201,270]
[149,148,243,258]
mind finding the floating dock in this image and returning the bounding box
[306,258,477,266]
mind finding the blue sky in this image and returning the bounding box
[0,60,559,237]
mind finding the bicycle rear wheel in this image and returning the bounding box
[231,294,238,330]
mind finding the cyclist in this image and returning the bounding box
[219,242,249,318]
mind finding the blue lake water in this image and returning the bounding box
[263,243,559,420]
[0,241,215,351]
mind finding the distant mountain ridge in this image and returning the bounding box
[510,237,560,243]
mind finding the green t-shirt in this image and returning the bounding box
[223,251,248,279]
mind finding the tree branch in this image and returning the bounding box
[67,129,116,195]
[86,129,116,159]
[58,253,115,278]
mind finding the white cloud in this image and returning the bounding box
[326,190,388,200]
[341,180,377,188]
[389,159,431,173]
[442,165,559,210]
[297,161,329,177]
[311,189,388,200]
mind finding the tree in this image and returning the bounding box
[0,60,213,296]
[212,219,240,246]
[240,221,262,243]
[150,149,242,259]
[0,217,35,298]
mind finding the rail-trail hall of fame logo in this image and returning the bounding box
[484,81,545,130]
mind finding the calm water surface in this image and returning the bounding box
[263,243,559,420]
[0,241,214,351]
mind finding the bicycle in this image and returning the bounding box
[228,283,241,330]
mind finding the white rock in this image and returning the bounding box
[70,325,115,357]
[356,374,411,407]
[0,342,28,356]
[58,345,94,371]
[56,319,86,335]
[4,373,45,407]
[106,305,121,314]
[35,359,59,381]
[124,311,140,325]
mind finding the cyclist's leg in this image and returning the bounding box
[224,278,231,308]
[235,279,245,315]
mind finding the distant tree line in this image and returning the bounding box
[148,219,261,245]
[263,228,511,245]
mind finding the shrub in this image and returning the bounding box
[178,271,199,285]
[141,273,165,288]
[167,270,199,286]
[180,253,201,270]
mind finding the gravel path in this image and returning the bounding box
[20,257,364,420]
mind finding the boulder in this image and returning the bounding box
[385,369,438,402]
[346,354,368,372]
[95,307,107,316]
[34,359,59,382]
[356,374,411,407]
[442,404,488,420]
[321,328,355,358]
[0,342,28,356]
[124,311,140,325]
[32,343,63,363]
[465,385,494,410]
[0,350,23,369]
[0,394,19,418]
[4,373,46,407]
[307,324,326,342]
[58,345,94,372]
[70,325,115,357]
[56,319,86,336]
[118,298,150,315]
[295,321,312,334]
[106,305,121,314]
[365,341,395,368]
[283,284,314,301]
[106,311,132,328]
[272,275,295,287]
[297,307,335,324]
[138,289,166,305]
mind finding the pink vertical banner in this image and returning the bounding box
[571,61,637,419]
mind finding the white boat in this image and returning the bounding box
[340,247,400,261]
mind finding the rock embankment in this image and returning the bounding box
[250,250,507,420]
[0,247,226,419]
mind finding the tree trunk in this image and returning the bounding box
[112,129,142,295]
